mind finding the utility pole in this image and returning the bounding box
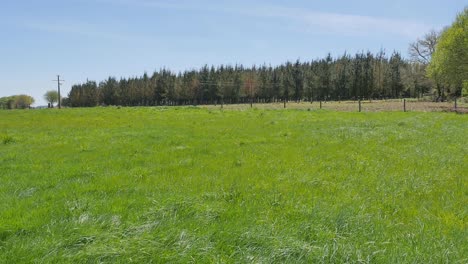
[53,75,64,109]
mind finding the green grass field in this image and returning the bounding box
[1,107,467,263]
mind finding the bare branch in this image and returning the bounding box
[408,29,440,64]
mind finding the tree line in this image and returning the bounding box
[65,8,467,108]
[0,95,35,109]
[66,50,441,107]
[2,8,464,110]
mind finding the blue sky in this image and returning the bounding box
[0,0,466,106]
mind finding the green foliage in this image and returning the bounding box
[0,107,466,262]
[44,90,59,107]
[0,95,34,109]
[388,52,404,98]
[69,81,99,107]
[428,7,468,95]
[463,80,468,97]
[67,51,410,107]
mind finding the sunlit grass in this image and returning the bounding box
[0,107,467,263]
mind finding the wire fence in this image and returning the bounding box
[201,99,468,113]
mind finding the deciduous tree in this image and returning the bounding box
[428,8,468,97]
[44,90,59,107]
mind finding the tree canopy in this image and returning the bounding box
[68,50,426,107]
[0,95,35,109]
[428,7,468,97]
[61,8,466,106]
[44,90,59,107]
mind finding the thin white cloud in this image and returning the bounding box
[22,19,169,44]
[93,0,206,11]
[23,20,124,39]
[29,0,433,40]
[234,5,433,38]
[97,0,433,38]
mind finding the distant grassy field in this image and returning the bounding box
[0,107,467,263]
